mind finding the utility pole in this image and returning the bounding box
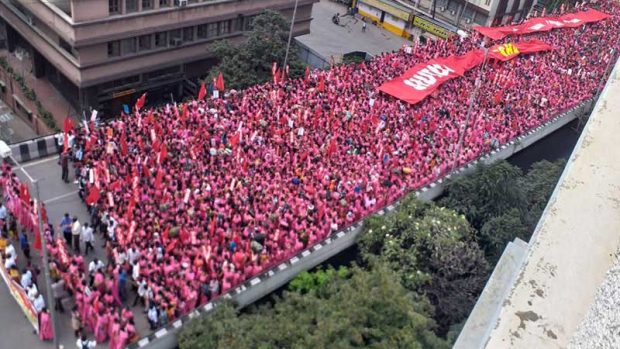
[34,179,59,349]
[283,0,299,73]
[451,47,489,173]
[432,0,437,19]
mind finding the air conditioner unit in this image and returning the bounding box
[440,6,446,12]
[172,38,182,46]
[178,0,188,6]
[450,10,457,15]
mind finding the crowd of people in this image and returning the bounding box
[0,0,618,347]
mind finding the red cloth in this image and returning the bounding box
[85,186,101,205]
[135,92,147,111]
[216,72,225,91]
[197,83,207,101]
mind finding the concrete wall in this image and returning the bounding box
[125,99,595,349]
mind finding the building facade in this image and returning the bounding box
[0,0,316,117]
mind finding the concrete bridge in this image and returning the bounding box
[455,58,620,348]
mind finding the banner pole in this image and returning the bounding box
[451,48,489,174]
[34,180,59,349]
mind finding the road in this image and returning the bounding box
[2,155,149,349]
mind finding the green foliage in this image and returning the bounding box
[179,263,449,349]
[480,208,528,263]
[0,56,58,131]
[439,161,527,231]
[288,266,350,295]
[358,197,488,336]
[519,159,566,229]
[207,10,306,90]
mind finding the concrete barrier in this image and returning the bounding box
[128,99,595,349]
[8,133,60,163]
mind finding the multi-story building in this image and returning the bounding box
[0,0,316,117]
[355,0,536,40]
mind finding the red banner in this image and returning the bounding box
[378,50,485,105]
[488,39,555,61]
[474,9,611,40]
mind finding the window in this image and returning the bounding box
[139,35,152,51]
[220,20,230,35]
[207,23,218,38]
[197,24,208,39]
[107,41,120,57]
[169,29,182,46]
[121,37,137,54]
[485,0,491,5]
[142,0,153,10]
[244,16,255,31]
[183,27,194,42]
[160,0,170,6]
[126,0,138,12]
[155,32,167,48]
[109,0,120,13]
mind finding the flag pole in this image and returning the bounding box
[451,47,489,173]
[34,179,59,348]
[283,0,299,72]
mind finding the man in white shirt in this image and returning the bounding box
[20,269,32,289]
[81,223,94,256]
[71,217,81,253]
[88,258,105,275]
[77,336,97,349]
[4,244,16,269]
[33,292,45,313]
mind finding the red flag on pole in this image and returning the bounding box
[154,168,164,190]
[34,229,41,251]
[216,72,225,91]
[318,74,325,92]
[135,92,147,111]
[182,103,189,121]
[326,138,337,156]
[229,132,240,148]
[120,132,128,156]
[197,83,207,101]
[304,66,310,83]
[159,144,168,164]
[41,204,48,223]
[20,183,30,203]
[85,186,101,205]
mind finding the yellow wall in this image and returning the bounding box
[357,7,407,38]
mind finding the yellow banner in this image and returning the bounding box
[412,16,451,39]
[0,255,39,331]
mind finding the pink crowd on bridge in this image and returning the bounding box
[1,0,619,347]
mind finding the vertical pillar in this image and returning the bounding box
[32,50,45,78]
[5,24,16,53]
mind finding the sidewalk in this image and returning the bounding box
[1,49,77,131]
[0,98,39,144]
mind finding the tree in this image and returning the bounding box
[208,10,305,90]
[479,208,528,263]
[288,266,350,296]
[519,159,566,230]
[358,197,489,336]
[179,263,449,349]
[439,161,527,230]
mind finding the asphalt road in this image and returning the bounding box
[3,155,149,349]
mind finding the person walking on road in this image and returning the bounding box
[61,213,72,245]
[61,151,70,183]
[19,231,30,261]
[71,216,81,253]
[81,222,94,256]
[362,17,367,32]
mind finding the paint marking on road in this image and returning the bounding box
[21,155,59,168]
[19,167,35,183]
[44,190,79,204]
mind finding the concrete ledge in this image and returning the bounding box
[127,98,594,349]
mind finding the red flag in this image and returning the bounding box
[63,117,74,133]
[318,74,325,92]
[20,183,30,203]
[216,72,225,91]
[304,66,310,82]
[41,204,48,223]
[274,69,281,85]
[272,62,278,80]
[154,168,164,190]
[126,197,135,222]
[120,132,128,156]
[85,186,100,205]
[197,83,207,100]
[493,90,504,104]
[326,138,337,156]
[166,239,178,253]
[135,92,147,111]
[182,103,189,120]
[34,230,41,251]
[229,132,240,148]
[159,144,168,164]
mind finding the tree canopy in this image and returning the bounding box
[208,10,305,90]
[179,263,449,349]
